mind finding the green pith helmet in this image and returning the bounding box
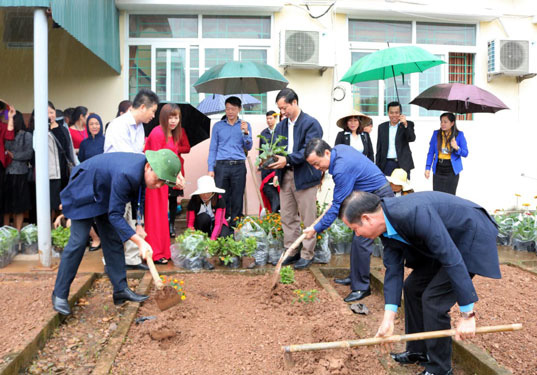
[146,149,181,187]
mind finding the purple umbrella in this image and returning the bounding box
[410,83,509,114]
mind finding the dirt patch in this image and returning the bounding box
[111,272,397,375]
[0,273,86,363]
[23,277,141,374]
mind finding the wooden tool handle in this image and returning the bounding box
[246,156,265,209]
[282,324,523,353]
[146,257,164,289]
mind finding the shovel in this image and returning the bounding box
[270,205,331,291]
[146,257,181,311]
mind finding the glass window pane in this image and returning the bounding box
[349,20,411,43]
[155,49,167,100]
[205,48,234,69]
[416,22,476,46]
[419,54,443,117]
[170,49,186,103]
[129,46,151,101]
[240,49,268,114]
[202,16,270,39]
[449,52,475,120]
[351,52,379,116]
[129,15,198,38]
[190,46,200,106]
[384,75,411,115]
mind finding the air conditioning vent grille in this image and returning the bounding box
[500,40,529,72]
[284,31,319,65]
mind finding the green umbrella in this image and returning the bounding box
[193,61,288,95]
[341,45,445,103]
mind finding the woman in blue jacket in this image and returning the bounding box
[425,112,468,195]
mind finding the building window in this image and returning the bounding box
[416,22,476,46]
[202,16,271,39]
[418,54,444,117]
[449,52,475,120]
[349,20,412,43]
[350,51,379,116]
[129,46,151,100]
[129,15,198,38]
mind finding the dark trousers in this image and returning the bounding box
[349,182,394,291]
[194,212,232,238]
[433,159,459,195]
[168,188,183,225]
[53,214,127,299]
[404,263,458,374]
[383,159,411,179]
[214,161,246,225]
[262,183,280,213]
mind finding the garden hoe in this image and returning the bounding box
[270,205,331,292]
[281,323,523,368]
[146,257,181,311]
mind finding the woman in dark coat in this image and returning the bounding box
[334,110,374,162]
[78,113,105,162]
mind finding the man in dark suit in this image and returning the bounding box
[269,88,323,269]
[340,191,501,375]
[258,110,280,213]
[376,101,416,177]
[52,149,183,316]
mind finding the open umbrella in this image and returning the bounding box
[144,102,210,147]
[409,83,509,114]
[193,61,288,95]
[341,45,445,103]
[197,93,261,115]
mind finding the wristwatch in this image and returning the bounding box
[460,311,476,319]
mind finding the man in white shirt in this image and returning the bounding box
[104,89,159,270]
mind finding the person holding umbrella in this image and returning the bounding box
[207,96,252,226]
[334,110,374,162]
[425,113,468,195]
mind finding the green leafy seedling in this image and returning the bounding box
[279,266,295,284]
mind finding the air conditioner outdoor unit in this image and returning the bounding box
[487,39,537,77]
[279,30,335,69]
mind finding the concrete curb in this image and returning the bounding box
[0,272,97,375]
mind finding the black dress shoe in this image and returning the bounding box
[419,370,452,375]
[89,243,102,252]
[112,287,149,305]
[169,223,176,238]
[391,351,429,364]
[281,252,301,266]
[343,288,371,303]
[334,277,351,285]
[126,263,149,271]
[294,257,313,270]
[52,293,71,315]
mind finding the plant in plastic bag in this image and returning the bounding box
[51,226,70,250]
[313,232,331,264]
[172,228,209,270]
[280,266,295,284]
[219,237,243,267]
[255,134,288,168]
[20,224,38,245]
[235,216,269,266]
[328,219,353,254]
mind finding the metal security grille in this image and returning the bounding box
[285,31,319,64]
[500,40,529,72]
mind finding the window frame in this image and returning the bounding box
[347,19,479,121]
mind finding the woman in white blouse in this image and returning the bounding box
[334,110,374,162]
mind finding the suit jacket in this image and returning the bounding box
[273,111,323,191]
[376,120,416,173]
[61,153,147,243]
[334,130,374,162]
[259,127,276,180]
[380,192,501,308]
[426,130,468,175]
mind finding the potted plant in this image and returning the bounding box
[206,238,221,268]
[511,214,536,252]
[0,234,10,268]
[20,224,38,254]
[328,219,353,254]
[173,228,209,270]
[241,237,257,269]
[255,134,288,169]
[51,226,70,254]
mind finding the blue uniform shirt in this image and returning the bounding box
[207,118,252,172]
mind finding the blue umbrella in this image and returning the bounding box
[196,93,261,115]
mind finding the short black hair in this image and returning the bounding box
[225,96,242,108]
[266,110,276,117]
[275,88,299,105]
[305,138,331,159]
[13,111,26,133]
[340,191,381,224]
[387,101,402,112]
[132,89,159,109]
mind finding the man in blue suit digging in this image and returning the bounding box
[52,149,183,316]
[340,191,501,375]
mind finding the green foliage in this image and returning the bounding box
[292,289,319,304]
[255,134,288,167]
[279,266,295,284]
[206,236,257,265]
[328,219,353,243]
[20,224,38,245]
[51,226,70,249]
[175,228,209,257]
[512,214,537,241]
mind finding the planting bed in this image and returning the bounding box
[111,272,399,375]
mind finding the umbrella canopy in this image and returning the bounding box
[409,83,509,114]
[193,61,288,95]
[144,102,210,147]
[341,46,445,102]
[197,93,261,115]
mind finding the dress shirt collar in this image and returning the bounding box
[382,212,409,244]
[288,110,301,126]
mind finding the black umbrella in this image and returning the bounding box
[144,103,210,147]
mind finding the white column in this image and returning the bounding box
[34,8,51,267]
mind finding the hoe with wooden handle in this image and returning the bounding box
[281,323,523,367]
[146,257,181,311]
[270,205,331,291]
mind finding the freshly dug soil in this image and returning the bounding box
[23,277,141,374]
[0,273,86,363]
[112,272,397,375]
